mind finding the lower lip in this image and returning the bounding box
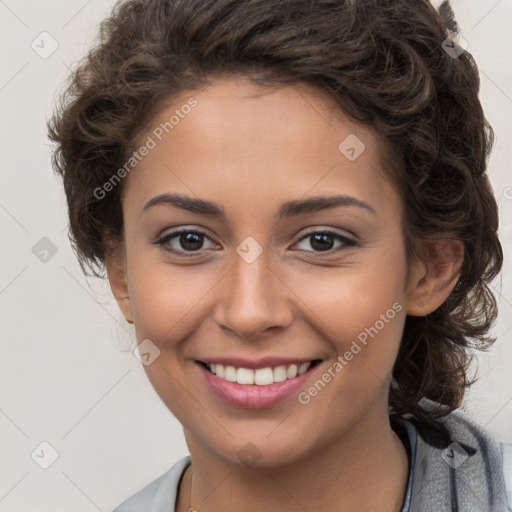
[197,362,319,409]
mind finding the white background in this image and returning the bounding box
[0,0,511,510]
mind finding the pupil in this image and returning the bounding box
[181,232,203,251]
[311,233,333,251]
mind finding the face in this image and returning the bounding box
[110,77,422,467]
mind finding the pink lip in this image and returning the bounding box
[197,361,319,409]
[198,356,316,370]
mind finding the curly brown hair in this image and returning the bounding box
[47,0,503,424]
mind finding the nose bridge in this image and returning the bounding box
[213,245,291,339]
[233,248,273,304]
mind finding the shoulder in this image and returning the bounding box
[501,440,512,508]
[393,399,512,511]
[442,406,512,510]
[111,455,191,512]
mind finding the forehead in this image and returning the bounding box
[123,77,400,221]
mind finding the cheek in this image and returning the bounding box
[300,246,407,322]
[297,273,405,365]
[125,236,216,338]
[291,245,408,375]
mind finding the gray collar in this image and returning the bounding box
[392,399,509,511]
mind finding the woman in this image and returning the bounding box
[48,0,512,510]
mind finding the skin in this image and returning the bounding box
[106,77,464,512]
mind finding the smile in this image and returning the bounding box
[202,361,316,386]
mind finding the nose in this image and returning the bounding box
[212,249,293,340]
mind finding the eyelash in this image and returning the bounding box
[153,228,358,258]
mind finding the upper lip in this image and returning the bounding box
[196,356,320,370]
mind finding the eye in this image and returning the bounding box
[154,228,218,256]
[153,227,357,258]
[293,229,357,254]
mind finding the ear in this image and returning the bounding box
[104,241,134,325]
[406,237,464,316]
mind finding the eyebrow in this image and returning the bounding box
[142,193,376,219]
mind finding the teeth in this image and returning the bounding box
[225,366,237,382]
[272,365,287,383]
[286,364,298,379]
[205,361,313,386]
[237,367,255,385]
[298,362,310,375]
[255,367,274,385]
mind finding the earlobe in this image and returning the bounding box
[104,243,134,325]
[405,238,464,317]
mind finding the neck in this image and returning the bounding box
[177,406,409,512]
